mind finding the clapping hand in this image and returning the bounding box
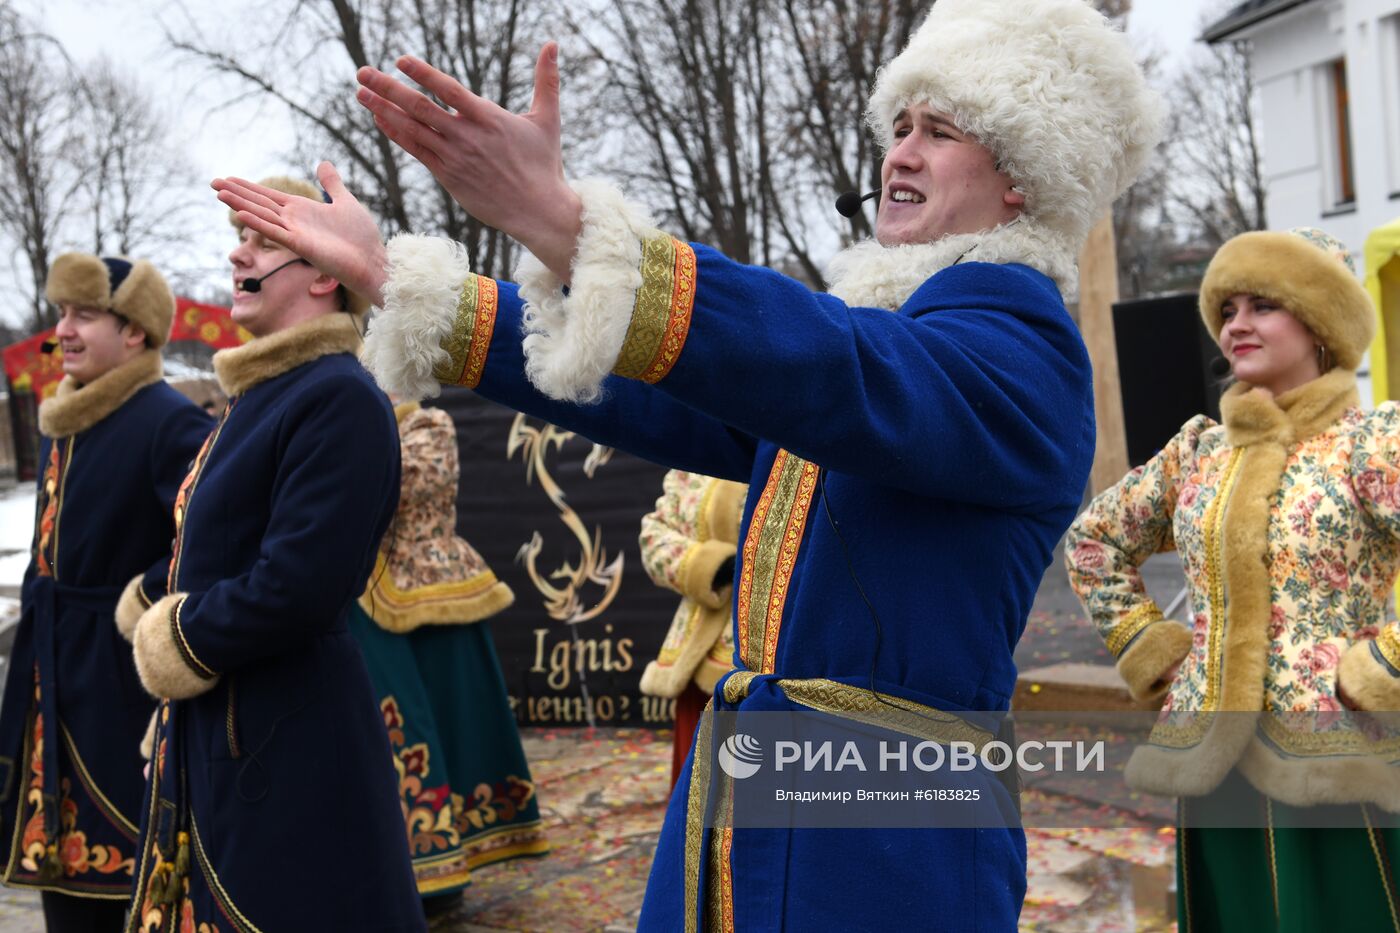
[353,44,583,282]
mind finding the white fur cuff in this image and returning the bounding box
[115,574,150,643]
[362,234,474,400]
[132,594,220,700]
[1338,639,1400,712]
[518,179,660,403]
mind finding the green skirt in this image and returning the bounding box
[348,603,549,897]
[1178,770,1400,933]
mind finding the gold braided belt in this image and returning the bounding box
[720,670,995,751]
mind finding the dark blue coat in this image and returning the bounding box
[128,343,424,931]
[0,376,211,897]
[384,244,1094,931]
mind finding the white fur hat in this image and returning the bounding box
[867,0,1163,280]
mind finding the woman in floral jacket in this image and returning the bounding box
[1066,227,1400,932]
[350,401,548,911]
[638,470,746,788]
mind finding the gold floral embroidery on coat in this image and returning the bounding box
[614,235,697,384]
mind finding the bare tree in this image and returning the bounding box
[1167,37,1267,247]
[75,59,199,259]
[166,0,567,280]
[0,4,77,330]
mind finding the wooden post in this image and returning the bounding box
[1078,212,1128,496]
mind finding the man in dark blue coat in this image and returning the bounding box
[0,253,212,931]
[215,0,1165,928]
[121,176,424,932]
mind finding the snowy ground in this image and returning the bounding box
[0,484,34,596]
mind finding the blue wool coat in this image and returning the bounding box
[0,371,211,897]
[127,328,424,932]
[378,240,1094,931]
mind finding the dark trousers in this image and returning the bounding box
[40,891,126,933]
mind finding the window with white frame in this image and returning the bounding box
[1319,57,1357,208]
[1385,14,1400,197]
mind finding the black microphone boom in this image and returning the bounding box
[835,189,881,218]
[239,257,310,294]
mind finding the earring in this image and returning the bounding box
[1316,344,1332,372]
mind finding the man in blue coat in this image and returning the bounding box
[215,1,1163,928]
[121,176,424,932]
[0,253,212,931]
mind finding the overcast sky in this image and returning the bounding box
[16,0,1226,312]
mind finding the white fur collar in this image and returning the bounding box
[825,220,1077,311]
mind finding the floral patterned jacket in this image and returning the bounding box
[637,470,746,697]
[1066,369,1400,810]
[360,402,514,632]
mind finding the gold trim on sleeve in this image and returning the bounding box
[1106,603,1166,658]
[613,236,697,384]
[434,275,499,389]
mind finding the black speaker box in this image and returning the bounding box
[1112,292,1227,467]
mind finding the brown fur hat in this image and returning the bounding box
[1200,227,1375,371]
[45,253,176,348]
[230,175,369,317]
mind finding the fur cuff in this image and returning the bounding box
[1116,620,1192,704]
[132,594,220,700]
[362,234,474,400]
[518,179,660,403]
[138,709,158,761]
[1338,639,1400,712]
[679,540,737,609]
[115,574,151,643]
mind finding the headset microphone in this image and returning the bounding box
[239,257,310,293]
[835,189,881,218]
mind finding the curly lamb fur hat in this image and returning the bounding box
[867,0,1163,284]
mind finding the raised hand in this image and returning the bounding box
[212,163,390,306]
[355,43,583,282]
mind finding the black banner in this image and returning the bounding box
[433,388,680,728]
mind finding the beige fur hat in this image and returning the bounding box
[866,0,1163,282]
[1200,228,1375,371]
[45,254,176,348]
[230,175,370,317]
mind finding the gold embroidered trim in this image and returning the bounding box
[60,723,139,840]
[169,401,235,591]
[683,707,714,933]
[1202,448,1244,712]
[170,596,215,680]
[735,452,817,673]
[1106,603,1165,658]
[614,236,696,384]
[1363,805,1400,933]
[434,275,497,389]
[1377,626,1400,675]
[1265,798,1279,921]
[191,817,264,933]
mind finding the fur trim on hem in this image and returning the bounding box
[1123,713,1259,797]
[359,579,515,634]
[1115,620,1191,704]
[138,709,157,762]
[679,540,737,609]
[214,311,362,397]
[638,603,729,699]
[132,594,220,700]
[1236,737,1400,812]
[362,235,474,400]
[1338,639,1400,711]
[115,574,150,643]
[38,349,163,438]
[518,179,660,404]
[827,220,1079,306]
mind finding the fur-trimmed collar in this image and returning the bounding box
[38,349,163,438]
[214,312,362,397]
[825,219,1077,310]
[1220,368,1360,449]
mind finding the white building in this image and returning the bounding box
[1205,0,1400,261]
